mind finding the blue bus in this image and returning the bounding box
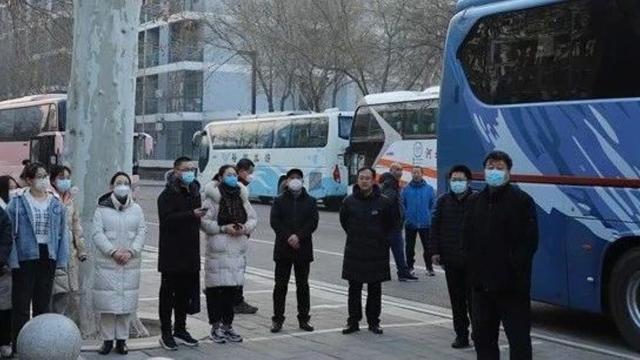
[438,0,640,350]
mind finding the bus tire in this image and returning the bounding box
[324,198,342,211]
[608,247,640,352]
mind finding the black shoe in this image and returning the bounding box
[234,301,258,314]
[368,325,384,335]
[271,321,283,333]
[451,337,471,349]
[115,340,128,355]
[427,270,436,277]
[174,329,199,347]
[159,333,178,351]
[299,321,314,332]
[98,340,113,355]
[342,323,359,335]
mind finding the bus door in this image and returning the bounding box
[29,132,63,169]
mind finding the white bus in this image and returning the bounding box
[346,86,439,188]
[193,109,353,209]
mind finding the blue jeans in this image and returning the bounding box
[389,229,410,277]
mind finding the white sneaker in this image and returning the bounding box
[0,345,12,358]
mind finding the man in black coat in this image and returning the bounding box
[157,157,205,351]
[340,167,394,335]
[269,168,319,333]
[430,164,475,349]
[463,151,538,360]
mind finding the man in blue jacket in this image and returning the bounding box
[402,166,436,276]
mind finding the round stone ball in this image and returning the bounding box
[17,313,82,360]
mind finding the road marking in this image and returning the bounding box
[311,304,344,309]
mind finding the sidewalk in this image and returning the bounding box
[79,249,623,360]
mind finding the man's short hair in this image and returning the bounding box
[174,156,192,168]
[483,150,513,170]
[448,164,472,180]
[236,158,255,171]
[357,167,376,178]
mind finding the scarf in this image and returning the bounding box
[217,183,247,227]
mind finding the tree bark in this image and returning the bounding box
[65,0,143,339]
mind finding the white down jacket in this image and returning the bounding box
[201,182,257,288]
[91,193,146,314]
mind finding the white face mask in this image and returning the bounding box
[34,179,49,192]
[113,185,130,198]
[288,178,303,192]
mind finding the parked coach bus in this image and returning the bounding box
[438,0,640,350]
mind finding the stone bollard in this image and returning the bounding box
[17,313,82,360]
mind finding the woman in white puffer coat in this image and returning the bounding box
[92,172,146,356]
[201,165,257,344]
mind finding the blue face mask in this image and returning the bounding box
[485,169,507,187]
[223,175,238,188]
[181,171,196,185]
[56,179,72,193]
[450,180,468,194]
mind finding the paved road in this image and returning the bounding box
[128,183,639,359]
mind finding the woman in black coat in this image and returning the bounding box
[269,169,319,333]
[339,167,394,335]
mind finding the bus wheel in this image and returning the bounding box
[609,247,640,352]
[324,198,342,211]
[258,196,271,205]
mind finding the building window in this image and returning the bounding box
[135,77,143,115]
[458,0,640,104]
[167,70,203,112]
[145,28,160,68]
[143,75,159,115]
[169,20,203,63]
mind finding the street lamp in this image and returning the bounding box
[237,50,257,114]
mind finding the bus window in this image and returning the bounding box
[338,116,353,139]
[291,118,328,148]
[45,104,58,131]
[0,106,45,141]
[351,107,383,141]
[257,121,274,148]
[275,121,292,148]
[403,103,437,139]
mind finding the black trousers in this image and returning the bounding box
[404,227,433,271]
[234,286,245,306]
[159,272,198,334]
[206,287,236,326]
[12,245,56,349]
[472,289,532,360]
[347,281,381,327]
[444,263,472,339]
[272,260,310,324]
[0,310,11,346]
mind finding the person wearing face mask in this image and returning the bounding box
[269,169,319,333]
[429,165,475,349]
[49,165,88,327]
[233,158,259,315]
[92,172,146,355]
[5,163,69,355]
[201,165,257,344]
[0,176,17,358]
[157,157,204,351]
[463,151,538,360]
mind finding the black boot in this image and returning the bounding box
[115,340,128,355]
[98,340,113,355]
[271,321,283,333]
[451,336,470,349]
[342,323,360,335]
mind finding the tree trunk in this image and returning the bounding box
[65,0,143,339]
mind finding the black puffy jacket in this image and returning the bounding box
[270,188,319,262]
[463,184,538,294]
[380,173,404,229]
[429,189,475,266]
[0,208,11,268]
[340,185,393,283]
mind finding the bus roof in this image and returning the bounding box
[359,86,440,107]
[456,0,508,11]
[0,93,67,110]
[205,109,353,130]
